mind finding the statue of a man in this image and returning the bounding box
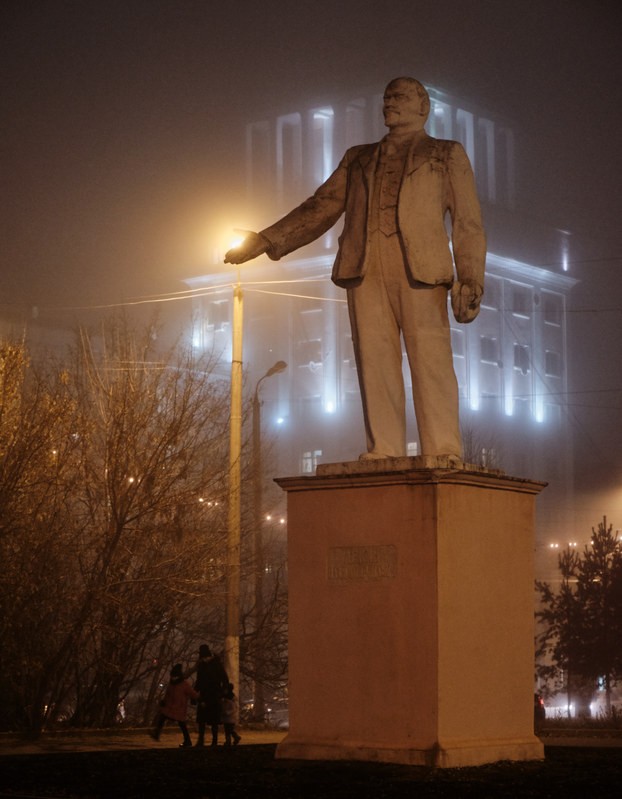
[225,77,486,462]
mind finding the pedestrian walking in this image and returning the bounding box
[221,682,241,747]
[191,644,229,747]
[151,663,199,748]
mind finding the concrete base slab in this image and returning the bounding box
[277,735,545,768]
[275,462,546,768]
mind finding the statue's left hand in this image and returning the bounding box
[451,279,483,323]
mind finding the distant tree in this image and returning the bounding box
[536,517,622,715]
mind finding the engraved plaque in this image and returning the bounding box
[327,545,397,582]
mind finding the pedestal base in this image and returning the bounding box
[277,735,545,769]
[275,461,546,768]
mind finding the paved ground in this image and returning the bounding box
[2,727,622,756]
[0,726,285,755]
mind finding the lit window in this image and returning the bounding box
[301,449,322,474]
[210,301,229,332]
[545,350,562,378]
[480,335,499,364]
[481,447,496,467]
[451,328,465,357]
[311,107,334,183]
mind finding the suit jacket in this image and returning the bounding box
[261,131,486,290]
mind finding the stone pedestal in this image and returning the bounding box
[275,458,546,768]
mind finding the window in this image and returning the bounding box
[430,101,453,139]
[301,449,322,474]
[210,300,229,332]
[546,402,562,424]
[297,339,322,368]
[345,99,366,147]
[276,113,303,204]
[545,350,562,377]
[496,127,516,209]
[480,447,497,468]
[246,120,272,196]
[476,117,496,203]
[480,335,499,364]
[455,109,475,163]
[481,276,501,310]
[311,107,334,183]
[451,328,465,357]
[543,293,562,326]
[514,344,530,375]
[512,286,531,317]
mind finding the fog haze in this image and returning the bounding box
[2,0,621,524]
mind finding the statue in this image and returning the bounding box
[225,77,486,463]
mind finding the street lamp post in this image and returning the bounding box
[252,360,287,721]
[225,279,244,693]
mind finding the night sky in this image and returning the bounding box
[2,0,622,519]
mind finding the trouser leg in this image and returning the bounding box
[348,233,461,459]
[211,723,219,746]
[196,721,205,746]
[178,721,192,746]
[152,713,166,741]
[399,284,461,458]
[347,255,406,457]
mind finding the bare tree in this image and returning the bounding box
[460,424,503,470]
[0,320,237,731]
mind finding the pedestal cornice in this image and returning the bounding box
[276,457,547,495]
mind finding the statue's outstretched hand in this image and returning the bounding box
[224,231,269,264]
[451,279,483,323]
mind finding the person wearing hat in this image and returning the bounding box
[192,644,229,747]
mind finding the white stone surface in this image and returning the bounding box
[275,467,545,768]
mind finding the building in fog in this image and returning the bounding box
[185,81,578,580]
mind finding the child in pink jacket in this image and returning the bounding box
[151,663,199,748]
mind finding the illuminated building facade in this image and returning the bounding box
[186,83,577,580]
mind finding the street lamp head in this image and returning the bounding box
[265,360,287,378]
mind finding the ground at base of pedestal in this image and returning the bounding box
[2,740,622,798]
[276,736,544,769]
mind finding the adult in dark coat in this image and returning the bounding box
[193,644,229,747]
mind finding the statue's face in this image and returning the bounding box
[383,80,427,131]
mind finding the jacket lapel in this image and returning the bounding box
[405,132,433,176]
[356,143,380,191]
